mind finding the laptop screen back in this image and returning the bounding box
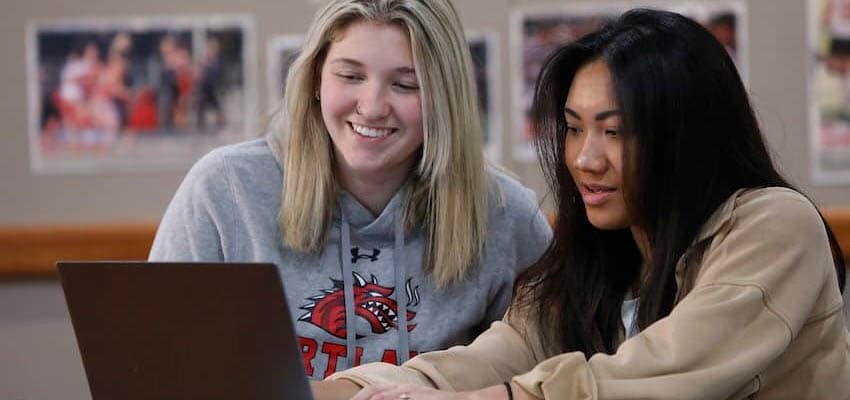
[57,261,313,400]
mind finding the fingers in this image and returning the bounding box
[350,384,436,400]
[350,384,396,400]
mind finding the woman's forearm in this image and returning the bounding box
[311,379,362,400]
[464,381,536,400]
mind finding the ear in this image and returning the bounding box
[313,66,323,102]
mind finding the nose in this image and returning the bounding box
[573,132,606,173]
[356,83,391,119]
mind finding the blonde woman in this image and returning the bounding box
[149,0,551,379]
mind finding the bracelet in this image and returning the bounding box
[503,381,514,400]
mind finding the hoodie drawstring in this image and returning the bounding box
[393,211,410,364]
[340,210,357,370]
[338,198,410,369]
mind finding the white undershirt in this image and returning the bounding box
[621,297,641,339]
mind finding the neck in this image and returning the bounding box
[337,168,409,216]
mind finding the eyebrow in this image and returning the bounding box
[564,106,621,121]
[328,58,416,75]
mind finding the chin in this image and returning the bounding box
[586,214,629,230]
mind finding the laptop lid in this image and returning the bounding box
[57,261,313,400]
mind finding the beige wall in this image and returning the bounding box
[1,0,848,399]
[2,0,847,227]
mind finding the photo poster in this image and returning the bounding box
[511,1,748,161]
[467,31,501,161]
[266,34,304,116]
[809,0,850,184]
[266,32,501,161]
[26,14,257,174]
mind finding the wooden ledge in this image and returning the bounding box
[0,222,158,279]
[0,207,848,279]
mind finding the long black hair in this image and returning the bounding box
[514,8,846,358]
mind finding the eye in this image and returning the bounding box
[565,125,581,136]
[393,81,420,92]
[604,128,619,136]
[335,72,363,82]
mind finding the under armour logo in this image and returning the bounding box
[351,247,380,263]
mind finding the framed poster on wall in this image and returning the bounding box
[511,1,748,162]
[266,34,304,116]
[809,0,850,184]
[27,14,257,174]
[467,31,501,162]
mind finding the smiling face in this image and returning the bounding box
[319,20,424,188]
[564,60,632,230]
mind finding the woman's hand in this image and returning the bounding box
[311,379,362,400]
[351,384,466,400]
[350,383,515,400]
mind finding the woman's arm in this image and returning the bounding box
[311,379,361,400]
[328,317,538,393]
[317,380,536,400]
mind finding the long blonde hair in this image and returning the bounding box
[268,0,488,288]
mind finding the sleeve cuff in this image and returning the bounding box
[512,352,597,400]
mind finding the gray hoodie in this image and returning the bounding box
[149,137,552,379]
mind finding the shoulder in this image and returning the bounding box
[694,187,832,285]
[486,166,541,213]
[731,187,823,235]
[205,137,278,167]
[690,189,841,334]
[189,138,280,180]
[180,138,281,197]
[484,167,552,253]
[697,187,823,243]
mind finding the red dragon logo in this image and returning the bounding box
[298,271,421,339]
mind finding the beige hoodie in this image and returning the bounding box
[332,187,850,399]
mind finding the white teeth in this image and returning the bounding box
[352,123,391,138]
[587,185,612,193]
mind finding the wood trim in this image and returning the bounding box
[0,207,848,279]
[0,222,158,279]
[824,208,850,261]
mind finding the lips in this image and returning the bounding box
[579,183,617,206]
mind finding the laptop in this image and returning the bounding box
[57,261,313,400]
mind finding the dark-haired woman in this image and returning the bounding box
[312,8,850,400]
